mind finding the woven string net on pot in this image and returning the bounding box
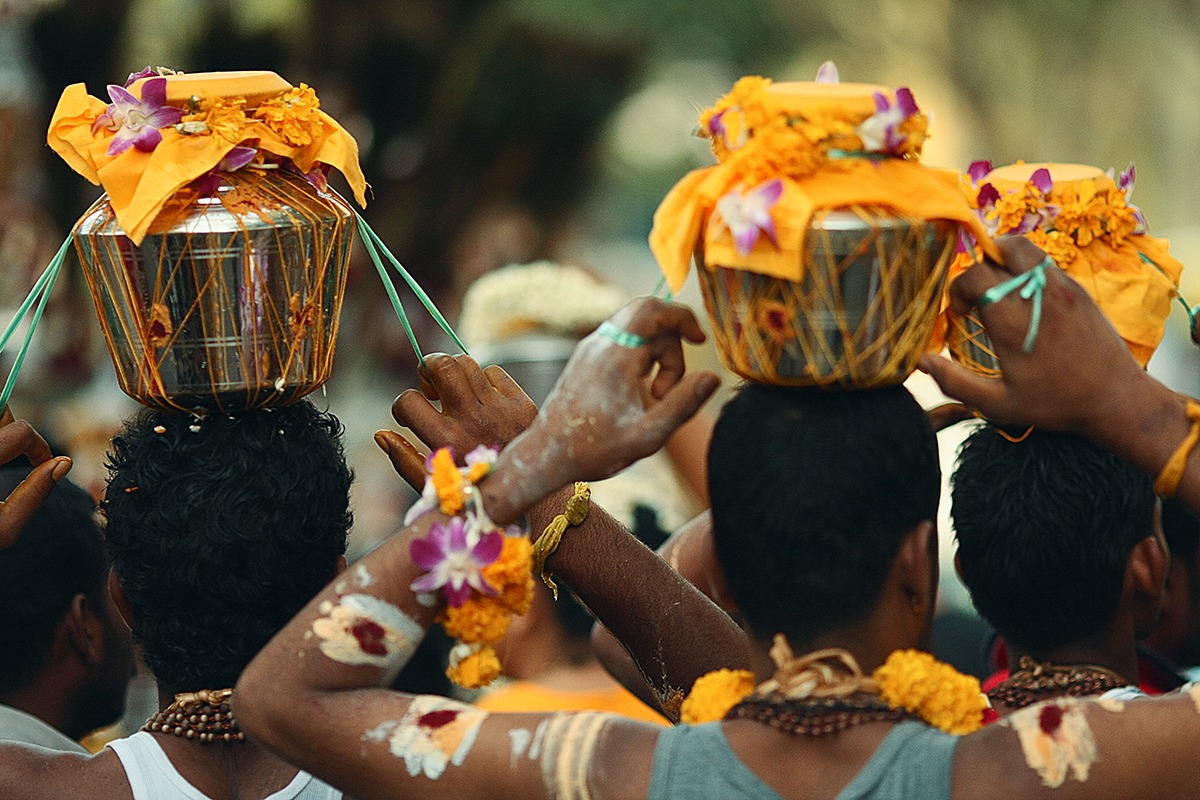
[698,205,960,388]
[74,169,353,412]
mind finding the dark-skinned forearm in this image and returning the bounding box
[529,487,752,721]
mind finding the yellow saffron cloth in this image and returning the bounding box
[46,71,368,245]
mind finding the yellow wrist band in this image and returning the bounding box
[531,482,590,599]
[1154,399,1200,498]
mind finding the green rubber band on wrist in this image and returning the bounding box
[976,257,1051,353]
[597,321,647,349]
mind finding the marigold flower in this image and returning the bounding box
[446,643,501,689]
[680,669,756,724]
[255,83,323,147]
[874,649,985,735]
[181,94,249,142]
[429,447,466,516]
[439,594,514,643]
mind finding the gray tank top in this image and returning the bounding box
[647,720,957,800]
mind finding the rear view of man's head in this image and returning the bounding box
[953,425,1161,655]
[0,467,132,741]
[103,401,353,694]
[708,384,941,652]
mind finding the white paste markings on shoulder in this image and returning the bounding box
[1004,698,1097,788]
[311,593,423,670]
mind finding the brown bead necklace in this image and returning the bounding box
[988,656,1128,710]
[722,641,919,736]
[726,691,917,736]
[142,688,245,743]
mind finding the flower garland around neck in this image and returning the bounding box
[695,64,928,258]
[405,446,533,689]
[961,160,1145,267]
[680,635,987,736]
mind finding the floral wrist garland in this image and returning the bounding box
[406,446,533,689]
[681,637,986,735]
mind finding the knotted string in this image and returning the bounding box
[0,236,71,409]
[977,256,1050,353]
[754,635,877,699]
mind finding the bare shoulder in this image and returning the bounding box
[952,693,1200,800]
[0,743,131,800]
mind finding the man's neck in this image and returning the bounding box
[0,677,83,741]
[1008,629,1140,686]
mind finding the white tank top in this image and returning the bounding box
[108,731,342,800]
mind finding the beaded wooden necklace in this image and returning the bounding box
[987,656,1128,710]
[725,645,918,736]
[142,688,245,743]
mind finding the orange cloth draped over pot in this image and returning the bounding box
[649,79,995,293]
[939,162,1182,367]
[47,71,368,245]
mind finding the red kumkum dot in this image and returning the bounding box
[1038,703,1064,735]
[418,709,459,729]
[350,619,388,656]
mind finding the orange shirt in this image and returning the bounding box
[474,680,669,725]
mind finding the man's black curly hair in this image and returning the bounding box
[709,385,941,650]
[952,425,1155,653]
[103,401,352,691]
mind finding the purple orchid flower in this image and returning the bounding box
[976,182,1000,210]
[1115,163,1136,197]
[706,108,727,141]
[92,77,184,157]
[1107,163,1148,233]
[301,165,330,193]
[955,227,977,255]
[856,87,920,153]
[409,516,502,607]
[1029,167,1053,195]
[714,179,783,257]
[967,160,992,186]
[192,146,259,196]
[815,61,840,84]
[124,66,158,88]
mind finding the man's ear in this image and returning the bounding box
[335,555,348,576]
[895,520,936,617]
[1128,535,1169,636]
[62,593,104,666]
[108,568,134,630]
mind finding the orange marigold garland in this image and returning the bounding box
[406,446,534,689]
[680,669,757,724]
[681,638,986,735]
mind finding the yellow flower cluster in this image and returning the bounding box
[430,448,467,516]
[679,669,756,724]
[181,94,248,142]
[696,75,928,187]
[984,177,1142,267]
[446,644,502,689]
[439,536,533,688]
[873,649,986,735]
[255,83,324,147]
